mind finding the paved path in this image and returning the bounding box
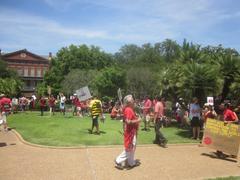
[0,130,239,180]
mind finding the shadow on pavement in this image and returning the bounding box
[201,152,237,163]
[0,142,7,147]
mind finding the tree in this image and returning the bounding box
[217,53,240,101]
[158,39,180,63]
[61,69,98,95]
[0,59,22,96]
[179,39,207,63]
[114,44,141,64]
[93,67,126,97]
[0,78,22,97]
[126,67,158,98]
[181,62,221,105]
[44,44,114,94]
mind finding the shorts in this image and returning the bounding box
[92,115,99,126]
[191,117,201,127]
[60,103,65,110]
[77,107,81,111]
[1,112,9,123]
[145,115,150,122]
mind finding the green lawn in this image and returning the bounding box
[8,111,199,147]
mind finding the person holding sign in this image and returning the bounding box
[215,103,239,159]
[223,103,238,123]
[189,97,201,140]
[115,95,141,170]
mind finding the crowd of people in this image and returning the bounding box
[1,92,240,169]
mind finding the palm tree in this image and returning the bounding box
[179,39,207,64]
[217,53,240,101]
[181,62,221,105]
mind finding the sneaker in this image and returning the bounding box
[160,140,168,148]
[126,160,141,170]
[88,129,93,134]
[114,160,124,170]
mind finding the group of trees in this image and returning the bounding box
[1,39,240,105]
[0,60,22,97]
[41,39,240,105]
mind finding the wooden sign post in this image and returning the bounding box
[202,118,240,165]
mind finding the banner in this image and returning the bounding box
[75,86,92,101]
[202,118,240,156]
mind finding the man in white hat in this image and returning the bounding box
[0,94,12,131]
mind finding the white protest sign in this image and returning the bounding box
[207,97,214,105]
[117,88,122,102]
[76,86,92,101]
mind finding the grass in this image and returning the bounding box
[8,111,199,147]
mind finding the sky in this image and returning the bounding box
[0,0,240,55]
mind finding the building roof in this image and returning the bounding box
[1,49,49,61]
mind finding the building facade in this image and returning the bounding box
[0,49,50,97]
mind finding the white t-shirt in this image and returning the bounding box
[189,103,201,119]
[60,96,66,103]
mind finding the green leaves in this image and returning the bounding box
[0,78,22,97]
[93,67,126,97]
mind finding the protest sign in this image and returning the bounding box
[76,86,92,101]
[117,88,122,105]
[202,118,240,157]
[207,97,214,105]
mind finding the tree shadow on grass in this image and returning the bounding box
[175,129,192,138]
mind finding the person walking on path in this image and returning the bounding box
[0,94,12,131]
[89,96,103,134]
[153,96,168,147]
[115,95,141,170]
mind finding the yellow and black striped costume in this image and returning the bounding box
[89,99,102,117]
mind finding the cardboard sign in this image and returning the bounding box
[207,97,214,105]
[202,118,240,156]
[75,86,92,101]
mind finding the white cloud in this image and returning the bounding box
[1,0,240,54]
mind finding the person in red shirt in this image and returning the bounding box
[223,103,238,123]
[153,96,168,147]
[75,98,83,117]
[39,96,47,116]
[72,94,79,116]
[142,96,152,131]
[110,103,121,120]
[0,94,12,131]
[215,103,238,158]
[48,95,56,116]
[115,95,141,170]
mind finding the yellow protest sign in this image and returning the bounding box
[202,118,240,156]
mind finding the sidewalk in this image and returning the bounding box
[0,130,239,180]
